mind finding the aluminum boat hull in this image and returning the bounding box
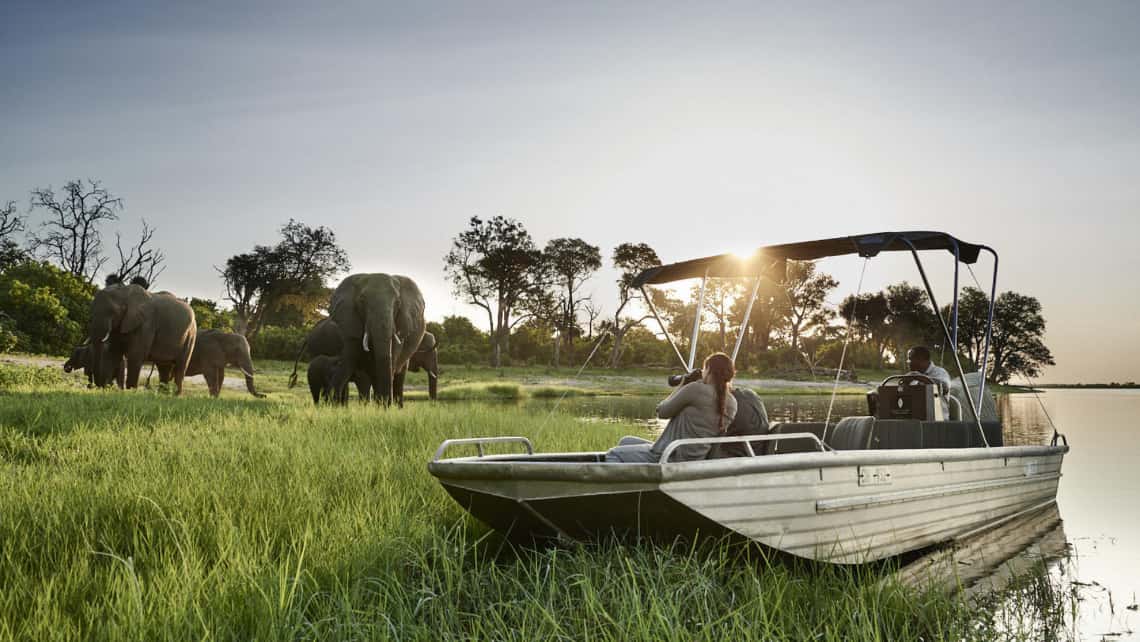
[429,444,1067,564]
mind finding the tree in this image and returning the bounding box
[444,216,550,367]
[582,299,603,341]
[781,261,837,354]
[0,260,96,354]
[691,279,747,352]
[189,298,236,332]
[543,237,602,364]
[959,290,1054,383]
[112,219,166,286]
[885,282,940,360]
[839,291,891,368]
[0,200,26,270]
[606,242,662,368]
[946,287,990,366]
[220,220,349,337]
[27,180,123,283]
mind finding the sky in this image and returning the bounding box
[2,1,1138,383]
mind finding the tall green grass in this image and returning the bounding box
[0,365,1061,640]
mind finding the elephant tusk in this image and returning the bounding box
[362,330,370,352]
[101,329,111,342]
[240,368,255,378]
[427,370,437,379]
[393,333,403,346]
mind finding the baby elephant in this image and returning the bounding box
[156,330,265,398]
[307,354,372,404]
[63,344,124,387]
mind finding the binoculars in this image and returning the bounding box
[668,369,703,387]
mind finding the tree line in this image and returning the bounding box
[0,180,1055,383]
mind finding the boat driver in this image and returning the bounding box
[906,345,951,418]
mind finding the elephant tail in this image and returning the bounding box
[287,337,309,389]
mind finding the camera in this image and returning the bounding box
[668,368,703,387]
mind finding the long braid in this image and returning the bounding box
[703,352,736,433]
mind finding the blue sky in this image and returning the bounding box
[2,1,1138,382]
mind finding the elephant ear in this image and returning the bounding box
[421,332,438,351]
[121,285,150,334]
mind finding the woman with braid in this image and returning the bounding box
[605,353,738,463]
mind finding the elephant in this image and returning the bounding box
[305,354,374,404]
[88,283,197,394]
[404,331,440,401]
[62,344,124,388]
[328,273,425,407]
[155,330,265,398]
[288,320,440,402]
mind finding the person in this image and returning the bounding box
[605,353,738,463]
[707,386,770,458]
[906,345,951,418]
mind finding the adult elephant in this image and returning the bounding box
[156,330,265,398]
[328,273,425,407]
[402,331,440,401]
[88,283,197,394]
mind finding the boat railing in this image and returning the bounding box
[433,436,535,462]
[659,432,833,463]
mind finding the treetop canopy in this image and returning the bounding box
[631,231,989,287]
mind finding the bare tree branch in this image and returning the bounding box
[26,179,122,283]
[114,219,166,286]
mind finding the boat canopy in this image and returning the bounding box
[632,231,985,287]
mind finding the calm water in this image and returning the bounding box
[525,389,1140,639]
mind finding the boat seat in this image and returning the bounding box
[768,422,832,454]
[871,419,924,449]
[827,416,875,450]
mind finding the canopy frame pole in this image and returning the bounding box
[975,246,1000,413]
[687,269,709,370]
[731,275,763,362]
[640,286,688,369]
[951,244,960,350]
[901,238,988,447]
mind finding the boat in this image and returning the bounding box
[428,231,1069,564]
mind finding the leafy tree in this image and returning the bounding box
[444,216,550,367]
[543,238,602,364]
[691,279,747,352]
[220,220,349,337]
[839,292,891,368]
[189,298,236,332]
[885,282,939,360]
[0,260,95,354]
[781,261,838,354]
[606,242,663,368]
[957,290,1054,383]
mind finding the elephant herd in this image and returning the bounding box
[64,272,439,406]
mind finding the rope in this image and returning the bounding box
[533,330,615,437]
[1021,374,1061,444]
[823,258,869,438]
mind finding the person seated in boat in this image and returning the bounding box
[906,345,951,416]
[605,353,738,463]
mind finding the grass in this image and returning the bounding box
[0,362,1068,640]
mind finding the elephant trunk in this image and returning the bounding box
[367,317,394,405]
[89,318,113,387]
[428,366,438,401]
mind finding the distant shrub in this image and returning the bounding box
[249,325,308,361]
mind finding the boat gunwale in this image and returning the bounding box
[428,444,1068,483]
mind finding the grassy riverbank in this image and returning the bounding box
[0,362,1065,640]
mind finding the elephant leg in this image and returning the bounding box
[125,345,147,389]
[215,367,225,397]
[393,369,406,408]
[204,368,218,397]
[331,341,364,407]
[171,335,195,397]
